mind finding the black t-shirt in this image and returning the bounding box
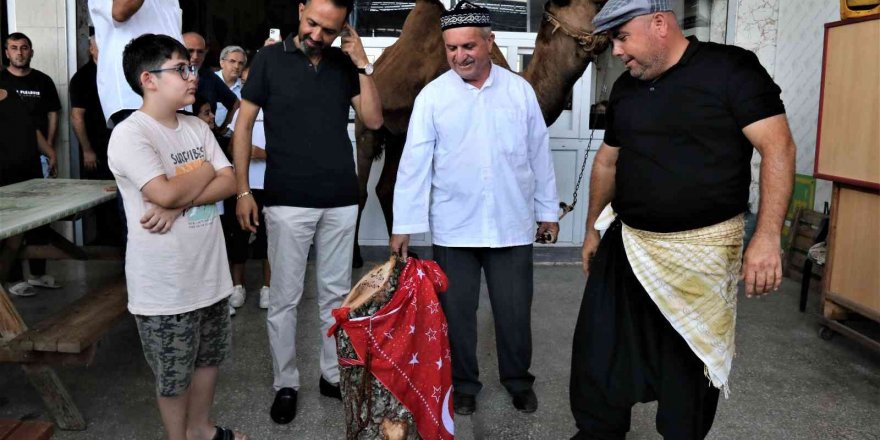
[0,69,61,137]
[604,37,785,233]
[70,62,112,173]
[0,90,43,186]
[242,35,361,208]
[197,66,238,119]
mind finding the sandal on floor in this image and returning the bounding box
[213,426,240,440]
[27,275,62,289]
[8,281,36,297]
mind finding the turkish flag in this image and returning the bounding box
[331,258,454,440]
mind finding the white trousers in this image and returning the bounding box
[265,205,357,391]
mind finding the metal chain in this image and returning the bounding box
[569,134,592,208]
[560,77,608,219]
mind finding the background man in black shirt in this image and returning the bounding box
[1,32,61,174]
[570,1,796,439]
[70,31,112,179]
[1,32,62,291]
[232,0,382,424]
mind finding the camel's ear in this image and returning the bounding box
[549,0,572,8]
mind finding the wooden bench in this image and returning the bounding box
[9,279,127,355]
[0,420,54,440]
[0,278,128,431]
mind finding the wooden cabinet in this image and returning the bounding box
[815,15,880,351]
[815,15,880,189]
[824,186,880,317]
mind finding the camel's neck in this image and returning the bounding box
[523,5,607,125]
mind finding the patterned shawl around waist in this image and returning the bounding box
[620,215,745,396]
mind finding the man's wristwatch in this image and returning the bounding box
[357,63,374,76]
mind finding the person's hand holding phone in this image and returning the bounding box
[339,23,369,68]
[265,28,281,47]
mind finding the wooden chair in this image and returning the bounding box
[783,208,830,312]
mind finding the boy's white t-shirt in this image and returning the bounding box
[230,109,266,190]
[89,0,183,124]
[108,111,233,316]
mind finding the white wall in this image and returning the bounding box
[772,0,839,211]
[732,0,837,213]
[733,0,780,214]
[710,0,729,43]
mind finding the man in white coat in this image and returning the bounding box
[390,0,560,417]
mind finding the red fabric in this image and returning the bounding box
[331,258,454,439]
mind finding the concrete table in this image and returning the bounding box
[0,179,117,240]
[0,179,120,261]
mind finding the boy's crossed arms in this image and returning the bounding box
[140,159,235,234]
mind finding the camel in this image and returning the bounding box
[352,0,609,266]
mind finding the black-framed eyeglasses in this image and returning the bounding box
[148,64,198,80]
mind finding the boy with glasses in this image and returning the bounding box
[107,33,246,440]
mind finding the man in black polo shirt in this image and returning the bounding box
[232,0,382,424]
[570,1,795,439]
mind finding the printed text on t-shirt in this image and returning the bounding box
[169,146,206,166]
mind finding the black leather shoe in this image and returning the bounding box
[453,391,476,415]
[270,387,297,424]
[512,388,538,413]
[319,376,342,400]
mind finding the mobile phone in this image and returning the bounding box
[340,21,354,38]
[269,28,281,42]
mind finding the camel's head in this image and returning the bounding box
[541,0,611,59]
[522,0,611,125]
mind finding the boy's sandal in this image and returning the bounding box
[213,426,237,440]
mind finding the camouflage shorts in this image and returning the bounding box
[135,298,231,397]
